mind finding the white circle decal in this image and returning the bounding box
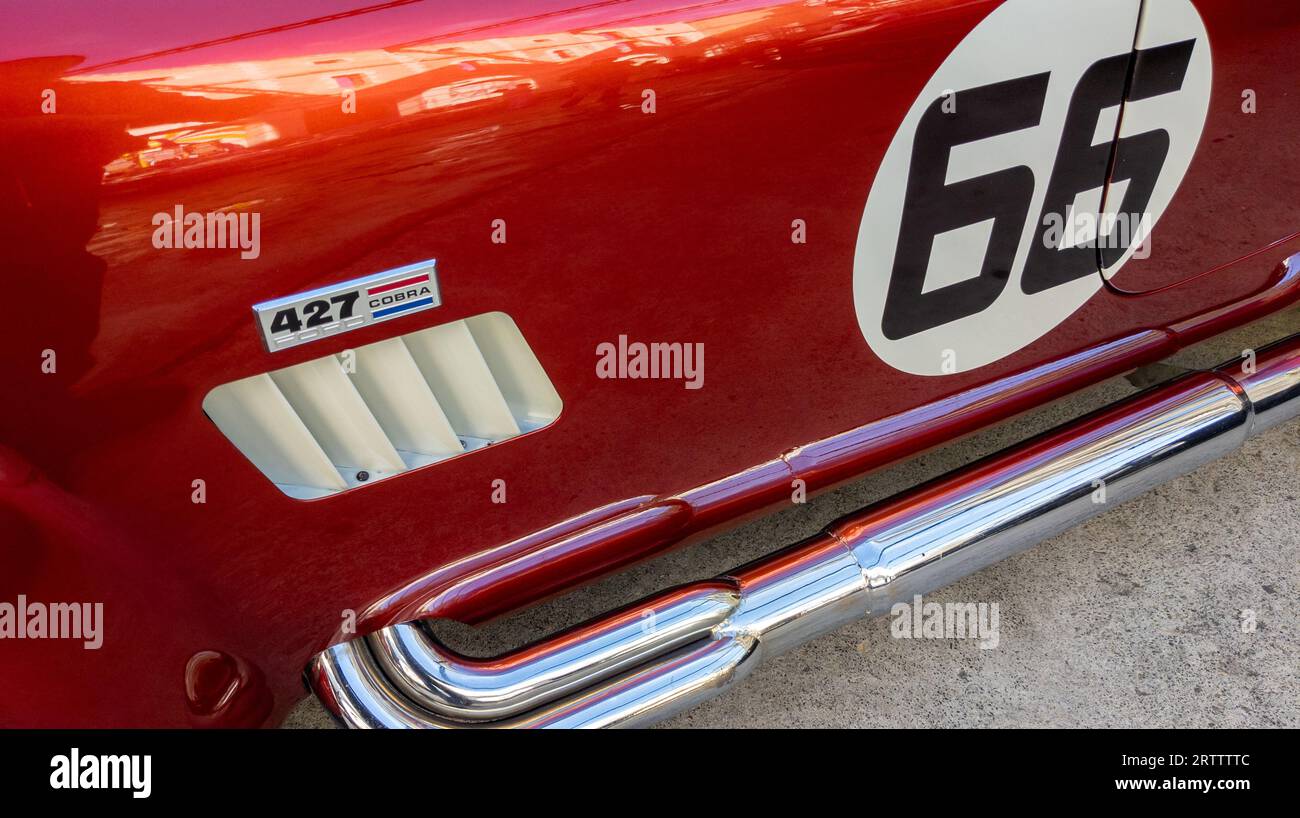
[853,0,1211,375]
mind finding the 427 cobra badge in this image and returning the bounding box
[853,0,1211,375]
[252,261,441,352]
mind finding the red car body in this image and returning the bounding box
[1,0,1297,726]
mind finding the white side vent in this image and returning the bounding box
[403,320,521,444]
[203,312,561,499]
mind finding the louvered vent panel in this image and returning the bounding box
[466,313,565,431]
[403,320,521,443]
[269,358,407,477]
[347,338,463,463]
[202,312,561,499]
[201,374,347,498]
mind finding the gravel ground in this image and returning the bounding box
[284,306,1300,729]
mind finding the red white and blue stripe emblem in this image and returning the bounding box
[367,272,436,319]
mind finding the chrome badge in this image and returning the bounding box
[253,260,440,352]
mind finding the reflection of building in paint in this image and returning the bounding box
[74,49,434,99]
[397,76,538,116]
[593,24,710,48]
[171,121,281,148]
[613,53,671,67]
[72,2,845,176]
[102,119,289,176]
[71,35,611,101]
[419,33,616,65]
[68,17,763,101]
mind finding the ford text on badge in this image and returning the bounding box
[252,261,441,352]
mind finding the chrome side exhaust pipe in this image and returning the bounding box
[309,336,1300,728]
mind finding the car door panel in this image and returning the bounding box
[1102,0,1300,293]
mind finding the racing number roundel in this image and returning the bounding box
[853,0,1211,375]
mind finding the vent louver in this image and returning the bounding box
[203,312,561,499]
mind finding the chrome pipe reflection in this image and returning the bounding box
[370,583,740,721]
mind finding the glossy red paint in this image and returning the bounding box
[1,0,1297,727]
